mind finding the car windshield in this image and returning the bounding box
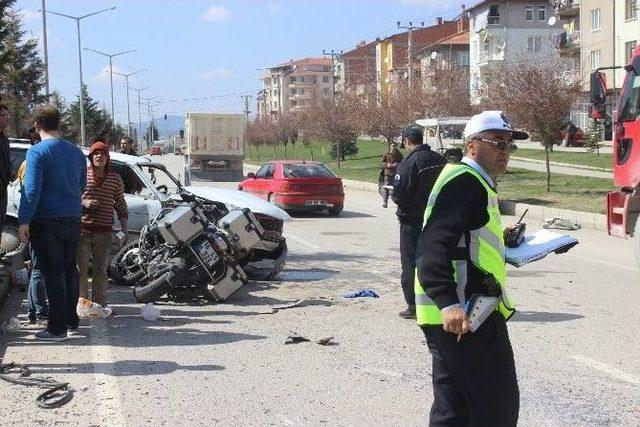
[134,164,182,198]
[282,163,336,178]
[618,59,640,122]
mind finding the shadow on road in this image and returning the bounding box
[288,210,374,219]
[508,270,575,277]
[28,360,225,377]
[511,310,584,323]
[288,252,378,263]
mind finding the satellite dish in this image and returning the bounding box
[548,16,557,26]
[430,51,438,60]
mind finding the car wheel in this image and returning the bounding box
[328,205,343,216]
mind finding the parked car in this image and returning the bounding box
[4,142,291,279]
[149,146,162,155]
[238,161,344,216]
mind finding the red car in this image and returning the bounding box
[238,161,344,215]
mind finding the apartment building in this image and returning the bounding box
[375,17,468,100]
[614,0,639,89]
[417,30,470,90]
[468,0,564,103]
[257,58,333,119]
[335,39,378,94]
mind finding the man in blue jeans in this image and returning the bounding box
[18,105,86,341]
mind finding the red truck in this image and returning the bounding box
[590,45,640,264]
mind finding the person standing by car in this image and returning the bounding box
[391,125,446,319]
[415,111,524,426]
[379,142,403,208]
[120,136,138,156]
[77,142,128,308]
[0,104,12,245]
[18,105,87,342]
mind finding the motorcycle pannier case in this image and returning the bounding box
[218,208,265,250]
[158,204,205,245]
[206,263,247,301]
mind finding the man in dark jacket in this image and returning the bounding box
[391,125,446,319]
[0,104,12,244]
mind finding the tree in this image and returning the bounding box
[145,123,159,147]
[0,7,45,136]
[484,56,582,191]
[584,119,604,155]
[65,84,115,145]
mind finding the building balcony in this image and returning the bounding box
[560,69,581,85]
[487,15,501,26]
[555,31,580,57]
[288,93,311,101]
[553,0,579,18]
[288,81,317,88]
[478,51,505,66]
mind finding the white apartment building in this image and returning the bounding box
[614,0,639,89]
[257,58,333,119]
[468,0,564,103]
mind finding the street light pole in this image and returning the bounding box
[44,7,116,147]
[131,86,149,144]
[84,47,136,133]
[41,0,49,98]
[114,69,146,136]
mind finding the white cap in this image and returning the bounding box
[463,111,529,140]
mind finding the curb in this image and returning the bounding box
[244,163,606,232]
[510,156,613,173]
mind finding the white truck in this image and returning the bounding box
[185,112,246,182]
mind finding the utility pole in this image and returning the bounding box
[131,86,149,145]
[241,94,251,156]
[41,0,49,98]
[143,97,158,149]
[322,49,343,168]
[44,6,116,146]
[114,69,146,136]
[397,21,424,88]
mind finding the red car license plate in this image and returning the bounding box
[305,200,327,206]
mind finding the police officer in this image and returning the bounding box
[415,111,527,426]
[391,125,446,319]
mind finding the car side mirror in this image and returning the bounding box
[247,172,256,178]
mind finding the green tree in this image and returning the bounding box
[145,123,159,147]
[584,119,604,155]
[0,6,45,136]
[65,84,117,146]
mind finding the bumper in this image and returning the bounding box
[274,193,344,210]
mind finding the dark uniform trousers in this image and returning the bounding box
[422,311,519,427]
[399,221,422,307]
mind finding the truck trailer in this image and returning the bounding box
[185,113,246,182]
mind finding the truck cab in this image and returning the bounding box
[591,45,640,264]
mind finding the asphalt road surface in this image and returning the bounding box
[0,154,638,426]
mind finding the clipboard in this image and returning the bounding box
[465,294,499,332]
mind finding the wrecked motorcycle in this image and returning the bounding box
[109,191,286,303]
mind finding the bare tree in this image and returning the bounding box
[484,56,582,191]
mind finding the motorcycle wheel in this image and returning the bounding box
[243,239,287,281]
[133,258,188,303]
[109,241,146,287]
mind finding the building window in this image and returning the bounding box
[625,41,637,63]
[488,5,500,25]
[300,77,305,83]
[291,100,297,106]
[626,0,638,20]
[528,36,541,52]
[290,76,297,83]
[590,49,601,69]
[525,5,534,21]
[291,89,297,95]
[590,9,601,31]
[299,88,305,95]
[322,76,330,83]
[537,5,546,21]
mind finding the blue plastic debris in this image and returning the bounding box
[343,289,380,299]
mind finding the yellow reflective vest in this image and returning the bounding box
[415,163,515,326]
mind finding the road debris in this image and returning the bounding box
[343,289,380,298]
[0,362,73,409]
[285,332,310,345]
[543,217,581,230]
[141,303,161,321]
[316,336,338,346]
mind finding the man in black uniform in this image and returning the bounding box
[391,125,446,319]
[0,104,12,244]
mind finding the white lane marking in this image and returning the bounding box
[571,355,640,386]
[567,254,640,273]
[362,368,403,378]
[285,233,321,250]
[90,324,128,426]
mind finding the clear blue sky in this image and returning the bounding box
[15,0,460,124]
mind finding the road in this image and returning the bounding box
[0,154,638,426]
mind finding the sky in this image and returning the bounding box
[15,0,461,126]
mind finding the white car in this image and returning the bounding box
[3,141,290,279]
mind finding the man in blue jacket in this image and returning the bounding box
[19,105,87,341]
